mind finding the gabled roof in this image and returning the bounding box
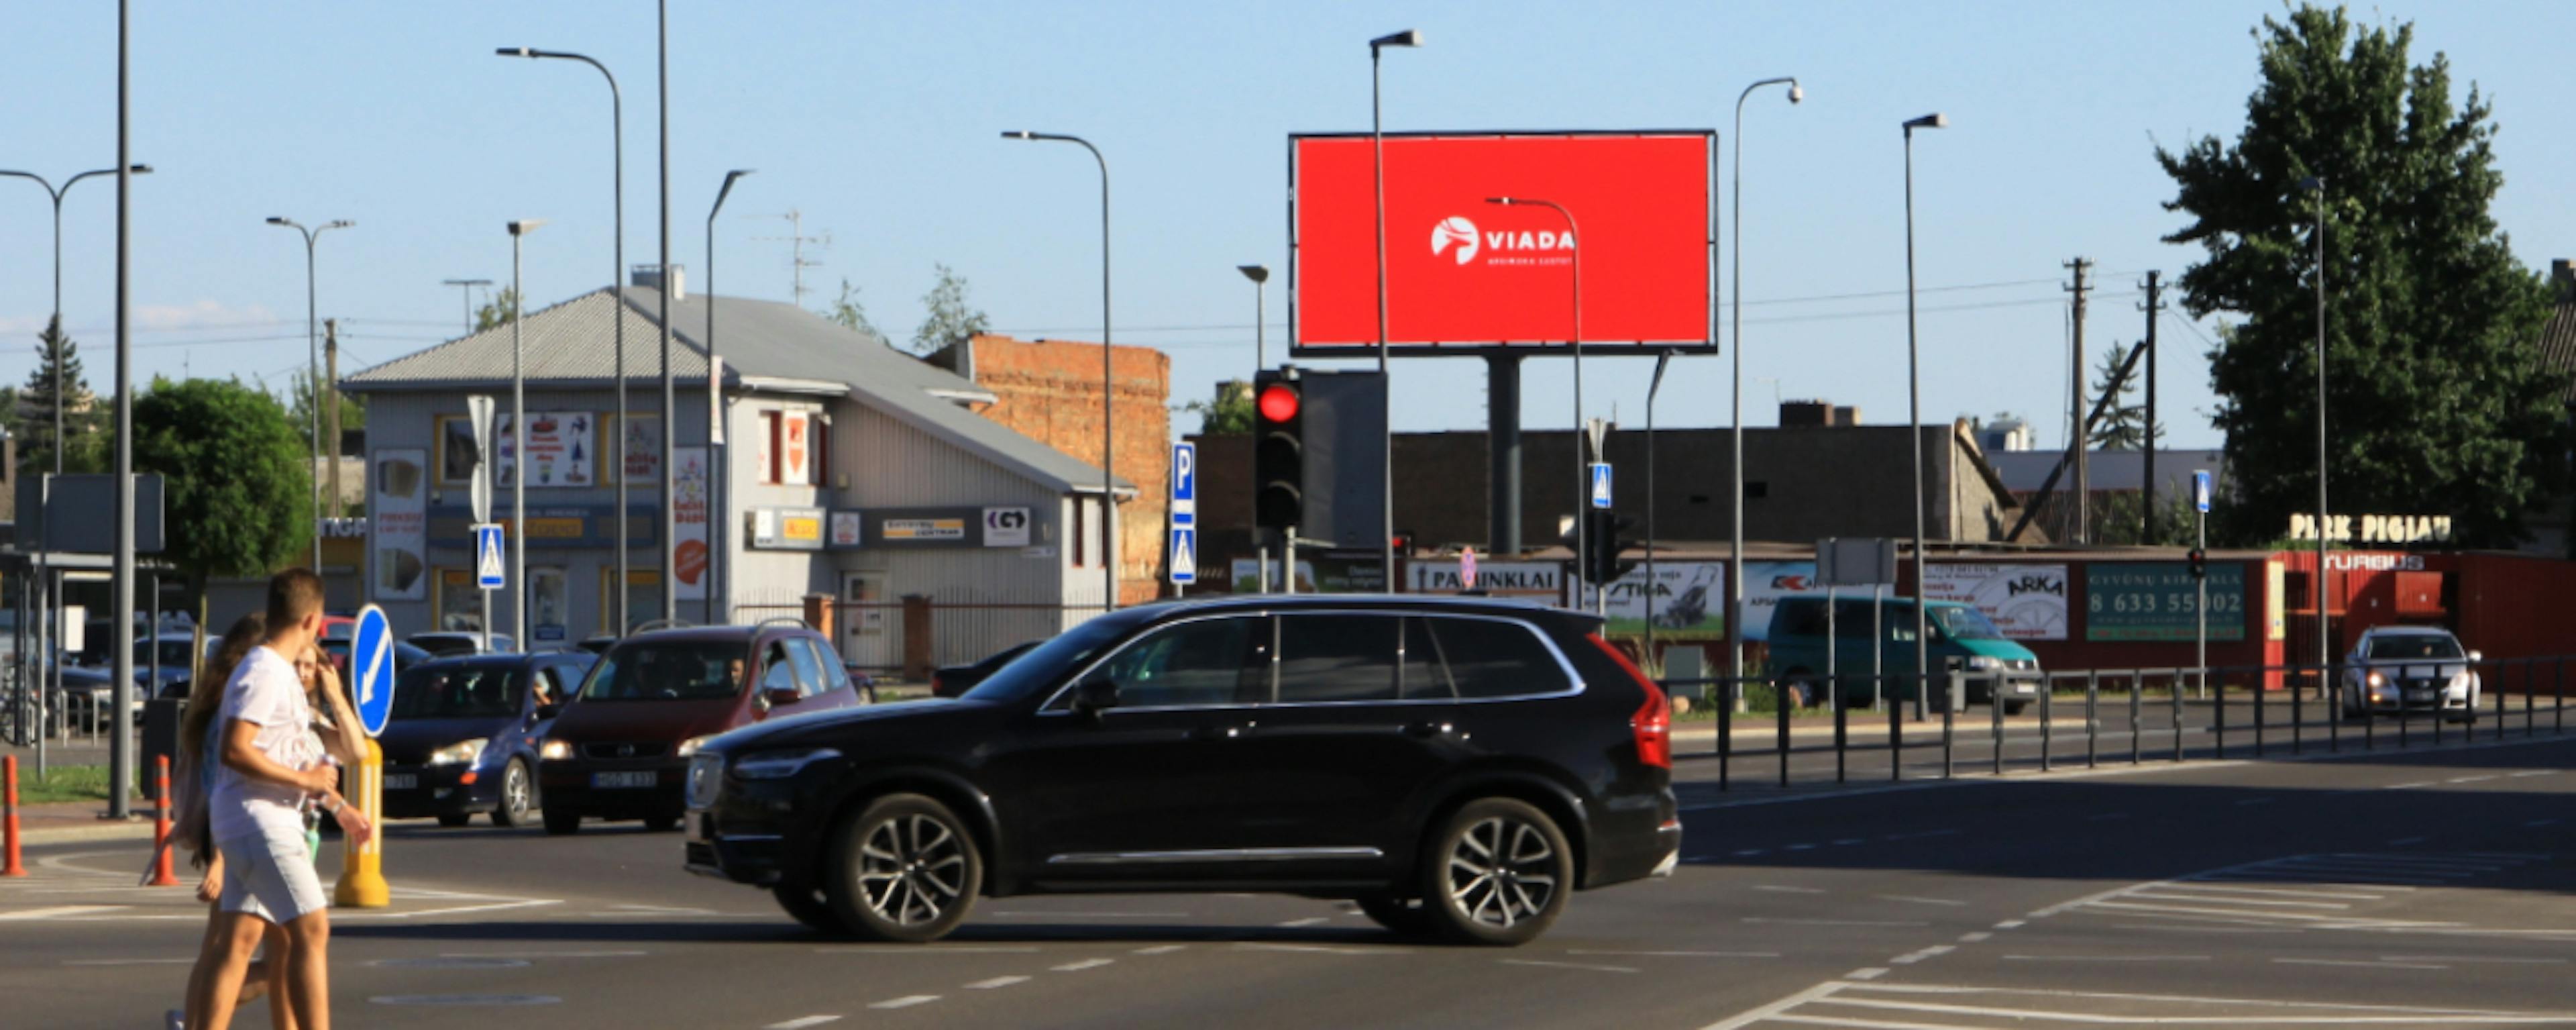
[342,287,1129,495]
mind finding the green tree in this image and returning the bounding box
[2157,5,2567,547]
[1182,380,1254,435]
[135,376,312,595]
[909,263,991,355]
[2086,346,2160,451]
[822,278,882,340]
[14,317,106,476]
[474,287,521,333]
[282,366,367,435]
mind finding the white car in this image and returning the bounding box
[2341,627,2481,723]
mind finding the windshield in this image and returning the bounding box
[2367,635,2463,660]
[960,617,1134,703]
[580,642,747,702]
[392,665,525,719]
[1934,606,2008,641]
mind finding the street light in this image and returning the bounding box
[1371,28,1421,588]
[1901,111,1947,719]
[0,164,151,477]
[267,215,356,571]
[1238,264,1270,369]
[498,44,631,632]
[1727,76,1799,697]
[1646,349,1673,659]
[442,278,493,336]
[1486,197,1587,614]
[656,0,678,625]
[2301,174,2329,690]
[507,219,547,647]
[1002,130,1116,611]
[707,170,754,624]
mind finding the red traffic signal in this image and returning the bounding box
[1258,382,1300,423]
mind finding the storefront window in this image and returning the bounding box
[600,568,664,635]
[529,566,570,644]
[434,568,484,633]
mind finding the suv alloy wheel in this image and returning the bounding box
[1421,798,1573,946]
[821,793,983,943]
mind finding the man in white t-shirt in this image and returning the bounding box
[188,570,372,1030]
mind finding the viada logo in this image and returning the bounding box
[1431,216,1481,264]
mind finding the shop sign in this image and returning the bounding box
[751,507,827,551]
[1408,560,1559,597]
[2288,513,2453,545]
[2085,562,2246,641]
[1925,563,2068,641]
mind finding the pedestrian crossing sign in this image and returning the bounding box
[474,523,506,589]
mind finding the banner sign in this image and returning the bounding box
[1291,132,1714,355]
[371,449,428,601]
[2086,562,2247,641]
[1739,561,1822,642]
[1407,560,1560,598]
[1924,563,2069,641]
[751,507,827,551]
[1572,562,1726,637]
[673,446,710,600]
[496,411,596,488]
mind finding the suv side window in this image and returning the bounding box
[785,637,832,698]
[1424,617,1570,699]
[801,637,855,695]
[1274,614,1400,705]
[759,639,804,697]
[1088,617,1256,709]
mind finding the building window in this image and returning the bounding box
[598,567,663,635]
[433,568,484,633]
[435,415,479,486]
[1071,497,1089,568]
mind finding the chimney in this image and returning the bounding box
[2555,259,2574,302]
[1779,399,1860,427]
[630,264,686,300]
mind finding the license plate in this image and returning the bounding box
[2014,682,2037,694]
[383,774,417,790]
[2407,690,2434,701]
[593,771,657,789]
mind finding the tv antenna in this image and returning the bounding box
[753,209,831,304]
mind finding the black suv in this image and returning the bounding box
[686,595,1678,946]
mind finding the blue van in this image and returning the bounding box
[1764,596,2045,713]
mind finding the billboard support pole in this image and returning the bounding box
[1486,355,1521,560]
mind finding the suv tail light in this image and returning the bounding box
[1589,634,1670,769]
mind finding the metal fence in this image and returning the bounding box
[1662,656,2573,792]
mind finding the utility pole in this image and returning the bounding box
[2141,271,2163,544]
[2063,257,2092,545]
[324,319,342,520]
[753,209,828,305]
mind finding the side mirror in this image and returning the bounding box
[763,686,802,709]
[1073,676,1120,715]
[2467,650,2483,662]
[535,703,561,721]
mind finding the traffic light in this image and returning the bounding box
[2187,547,2207,580]
[1582,509,1637,586]
[1252,368,1303,531]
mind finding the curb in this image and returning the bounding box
[19,821,162,845]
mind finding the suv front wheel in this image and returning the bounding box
[823,792,983,943]
[1421,798,1572,946]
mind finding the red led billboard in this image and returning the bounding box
[1291,132,1714,355]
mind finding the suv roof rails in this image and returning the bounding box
[753,616,814,633]
[629,617,696,635]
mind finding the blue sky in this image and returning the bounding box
[3,1,2570,451]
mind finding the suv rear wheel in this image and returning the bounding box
[772,880,843,935]
[1421,798,1572,946]
[1356,895,1436,937]
[822,792,982,943]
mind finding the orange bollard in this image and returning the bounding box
[148,755,178,886]
[3,756,24,877]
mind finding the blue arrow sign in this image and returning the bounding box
[474,523,506,589]
[1171,443,1197,525]
[1589,462,1613,509]
[1170,525,1197,584]
[352,605,396,737]
[2193,470,2212,514]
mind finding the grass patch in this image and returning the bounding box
[11,764,142,807]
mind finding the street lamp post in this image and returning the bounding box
[657,0,678,625]
[1002,131,1115,611]
[442,278,492,336]
[508,219,546,648]
[1,164,152,476]
[1371,29,1420,589]
[2302,175,2329,689]
[1727,76,1799,698]
[1647,350,1672,660]
[1902,112,1947,719]
[266,215,356,571]
[1486,197,1583,612]
[707,170,754,625]
[1238,264,1271,592]
[498,45,629,632]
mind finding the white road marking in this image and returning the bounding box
[64,957,194,966]
[1693,978,1851,1029]
[1992,920,2026,929]
[2002,954,2210,962]
[2387,781,2437,789]
[2508,770,2557,778]
[868,996,938,1010]
[1757,885,1827,894]
[2167,883,2385,900]
[991,911,1187,919]
[1732,849,1768,857]
[2381,955,2568,965]
[1275,916,1330,927]
[965,976,1030,990]
[765,1017,844,1029]
[1785,982,2576,1024]
[1051,958,1115,972]
[1888,944,1953,965]
[2275,956,2449,970]
[1743,918,1929,927]
[1955,933,1991,943]
[1132,945,1188,955]
[816,945,1039,954]
[1877,894,1966,907]
[1570,949,1780,959]
[609,903,714,915]
[0,905,127,920]
[440,950,647,959]
[1232,943,1390,956]
[2449,774,2501,783]
[2127,892,2350,909]
[1844,968,1888,981]
[2110,923,2302,934]
[1501,958,1638,974]
[362,900,561,920]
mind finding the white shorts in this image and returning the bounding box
[216,831,328,924]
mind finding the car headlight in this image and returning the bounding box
[676,734,717,758]
[1966,656,2004,671]
[2367,670,2385,688]
[539,739,573,761]
[732,748,841,780]
[427,738,488,767]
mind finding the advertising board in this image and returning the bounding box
[371,448,428,601]
[2086,562,2247,641]
[1739,561,1822,642]
[1923,564,2069,641]
[672,447,709,601]
[1407,560,1560,599]
[1291,132,1713,355]
[1572,562,1727,637]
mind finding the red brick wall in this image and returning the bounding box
[961,333,1171,605]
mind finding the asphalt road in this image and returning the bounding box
[4,731,2571,1029]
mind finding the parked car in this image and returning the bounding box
[409,631,521,658]
[1765,597,2044,713]
[575,634,619,655]
[2341,626,2481,722]
[539,621,869,835]
[685,595,1680,947]
[380,652,597,827]
[319,636,434,683]
[930,641,1037,699]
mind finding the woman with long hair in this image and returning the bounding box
[168,613,296,1030]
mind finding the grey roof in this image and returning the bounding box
[343,287,1129,495]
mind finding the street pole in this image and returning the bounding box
[1371,30,1420,590]
[1646,351,1671,662]
[2197,503,2209,694]
[266,216,354,572]
[1730,75,1800,705]
[443,278,492,336]
[109,0,135,819]
[657,0,679,625]
[1902,113,1947,720]
[498,46,625,632]
[2143,270,2162,543]
[2302,176,2330,694]
[708,171,753,626]
[508,219,546,648]
[1240,264,1271,594]
[1001,132,1114,611]
[2065,257,2092,544]
[1487,197,1582,614]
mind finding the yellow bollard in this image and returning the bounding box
[333,738,390,908]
